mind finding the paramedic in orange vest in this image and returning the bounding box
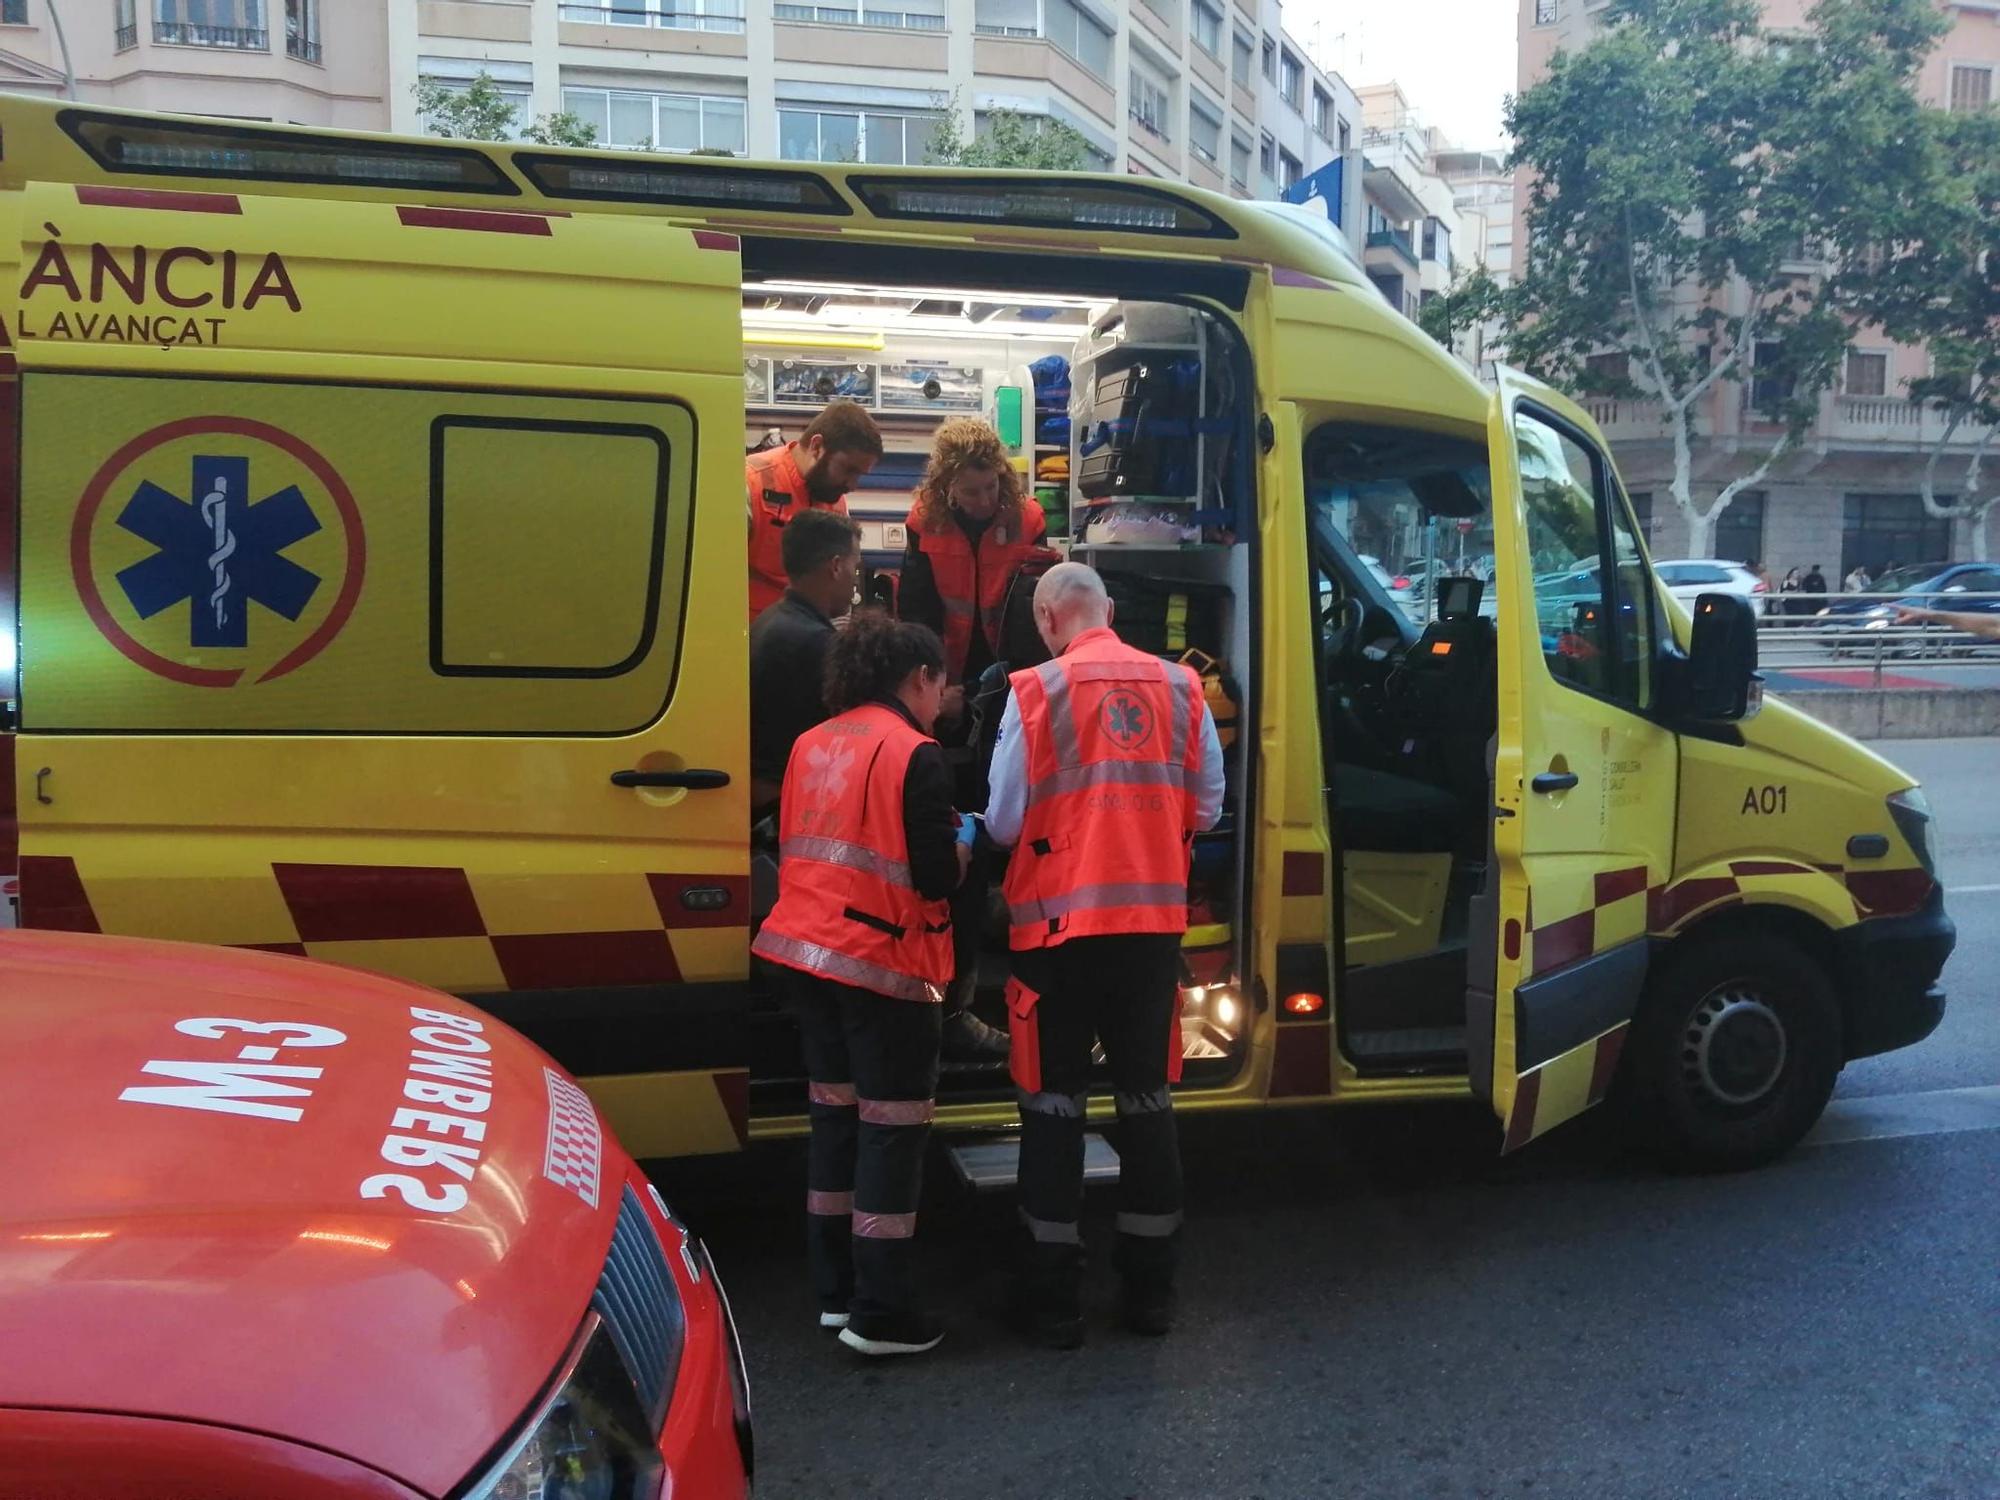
[896,417,1049,703]
[984,562,1225,1349]
[752,612,967,1359]
[747,401,884,622]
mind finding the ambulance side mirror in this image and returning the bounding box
[1686,592,1762,722]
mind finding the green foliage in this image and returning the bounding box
[1416,265,1506,352]
[1494,0,1951,542]
[925,94,1095,171]
[413,71,599,148]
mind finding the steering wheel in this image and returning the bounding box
[1320,592,1366,668]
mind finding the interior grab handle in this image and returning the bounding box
[612,769,731,791]
[1532,771,1579,794]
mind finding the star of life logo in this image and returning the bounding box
[114,454,322,649]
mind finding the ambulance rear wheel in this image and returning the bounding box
[1623,931,1841,1172]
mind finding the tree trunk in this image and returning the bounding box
[1684,505,1715,558]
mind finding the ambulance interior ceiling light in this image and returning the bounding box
[742,328,886,351]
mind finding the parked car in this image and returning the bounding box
[0,930,752,1500]
[1652,558,1769,614]
[1818,561,2000,623]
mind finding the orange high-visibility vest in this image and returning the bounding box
[1002,628,1204,951]
[753,703,954,1002]
[907,497,1049,682]
[748,444,848,623]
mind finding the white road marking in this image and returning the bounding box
[1949,883,2000,894]
[1806,1085,2000,1148]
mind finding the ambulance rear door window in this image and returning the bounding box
[431,416,669,680]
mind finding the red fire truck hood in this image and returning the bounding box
[0,930,622,1497]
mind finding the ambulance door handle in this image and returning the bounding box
[612,768,731,791]
[1532,771,1579,794]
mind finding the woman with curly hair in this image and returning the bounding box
[752,610,967,1358]
[898,416,1050,696]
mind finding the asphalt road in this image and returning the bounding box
[652,738,1998,1500]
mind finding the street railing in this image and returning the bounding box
[1755,590,2000,688]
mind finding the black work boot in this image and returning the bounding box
[1013,1243,1085,1350]
[1114,1232,1178,1337]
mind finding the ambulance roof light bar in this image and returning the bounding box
[515,153,849,215]
[60,110,516,194]
[846,175,1234,239]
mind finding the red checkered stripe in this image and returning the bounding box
[542,1066,605,1209]
[1500,856,1935,1150]
[17,856,747,978]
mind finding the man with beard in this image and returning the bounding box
[747,401,884,622]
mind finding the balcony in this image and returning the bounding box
[285,31,322,62]
[1365,225,1417,271]
[115,21,137,48]
[1831,395,1997,449]
[1578,396,1667,441]
[776,4,944,24]
[154,20,268,48]
[559,4,748,32]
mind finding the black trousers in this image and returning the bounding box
[1008,933,1184,1273]
[787,970,943,1320]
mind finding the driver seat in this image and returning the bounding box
[1331,762,1464,854]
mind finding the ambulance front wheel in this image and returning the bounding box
[1621,930,1842,1172]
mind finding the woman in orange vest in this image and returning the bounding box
[897,417,1050,701]
[751,611,967,1358]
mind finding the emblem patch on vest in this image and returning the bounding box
[1100,690,1154,751]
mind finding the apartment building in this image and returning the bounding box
[382,0,1365,229]
[1350,81,1463,326]
[1518,0,2000,572]
[0,1,386,124]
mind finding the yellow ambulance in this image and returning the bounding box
[0,99,1953,1168]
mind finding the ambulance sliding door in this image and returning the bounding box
[14,188,751,1159]
[1477,376,1678,1150]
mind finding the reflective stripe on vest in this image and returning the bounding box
[753,702,955,996]
[1001,631,1204,950]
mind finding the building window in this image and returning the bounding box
[775,1,945,25]
[1278,147,1301,192]
[779,106,944,164]
[1231,29,1253,89]
[1844,349,1890,399]
[1534,0,1558,23]
[154,0,269,50]
[1258,131,1274,177]
[1749,340,1795,415]
[1129,70,1172,141]
[1260,34,1276,83]
[1311,86,1331,138]
[284,0,319,61]
[1584,351,1630,386]
[1279,49,1302,109]
[1043,0,1113,80]
[559,0,747,33]
[1338,118,1351,153]
[1191,0,1221,57]
[420,59,533,138]
[1842,493,1952,579]
[565,86,747,154]
[3,0,30,23]
[1421,215,1451,269]
[1713,490,1765,567]
[1949,64,1993,114]
[1229,134,1250,191]
[1189,94,1223,167]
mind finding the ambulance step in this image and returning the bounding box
[1346,1026,1467,1061]
[946,1133,1119,1192]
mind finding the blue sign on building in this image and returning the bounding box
[1282,157,1344,226]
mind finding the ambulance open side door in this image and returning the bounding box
[1474,373,1679,1152]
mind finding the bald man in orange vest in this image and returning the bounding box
[984,562,1226,1348]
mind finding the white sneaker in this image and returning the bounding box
[819,1310,851,1330]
